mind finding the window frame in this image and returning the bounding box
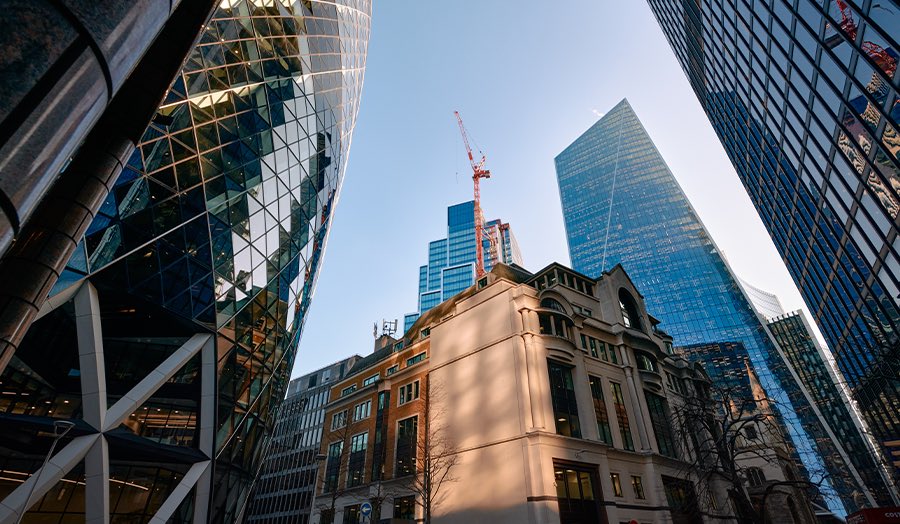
[406,352,426,367]
[547,360,581,438]
[324,440,343,493]
[346,431,369,488]
[744,425,758,440]
[589,375,613,445]
[631,475,645,499]
[541,297,567,313]
[353,399,371,421]
[331,409,347,430]
[746,467,766,487]
[610,472,623,497]
[645,391,677,458]
[342,504,361,524]
[610,381,634,451]
[618,288,643,330]
[395,415,418,477]
[538,311,571,338]
[393,495,416,519]
[398,380,421,406]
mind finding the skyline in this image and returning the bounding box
[293,0,827,376]
[402,200,523,332]
[2,1,897,522]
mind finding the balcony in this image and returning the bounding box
[635,352,663,390]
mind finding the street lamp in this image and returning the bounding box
[16,420,76,524]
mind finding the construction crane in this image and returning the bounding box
[454,111,491,278]
[834,0,897,76]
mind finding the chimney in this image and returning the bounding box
[374,334,396,353]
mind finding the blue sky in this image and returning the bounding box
[292,1,821,376]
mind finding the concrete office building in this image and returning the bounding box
[403,201,522,332]
[0,1,370,522]
[247,356,361,524]
[647,0,900,487]
[313,263,816,524]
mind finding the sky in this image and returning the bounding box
[291,0,825,377]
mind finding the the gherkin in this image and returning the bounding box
[0,1,370,522]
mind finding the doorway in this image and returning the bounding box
[554,461,606,524]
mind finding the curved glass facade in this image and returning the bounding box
[648,0,900,498]
[0,0,370,522]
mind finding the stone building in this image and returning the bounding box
[314,263,816,523]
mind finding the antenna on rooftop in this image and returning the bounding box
[380,319,398,338]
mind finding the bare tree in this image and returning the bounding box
[670,380,823,524]
[403,374,460,524]
[317,409,357,524]
[360,479,394,523]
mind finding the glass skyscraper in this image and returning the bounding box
[403,201,522,332]
[0,1,370,522]
[773,310,893,508]
[740,278,789,320]
[742,278,894,508]
[554,98,845,513]
[647,0,900,489]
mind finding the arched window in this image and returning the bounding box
[746,467,766,487]
[538,312,570,339]
[541,298,566,313]
[635,352,658,373]
[618,289,642,330]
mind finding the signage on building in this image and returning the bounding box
[847,507,900,524]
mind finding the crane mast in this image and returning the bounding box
[834,0,896,76]
[454,111,491,278]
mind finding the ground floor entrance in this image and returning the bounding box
[662,475,700,524]
[554,461,606,524]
